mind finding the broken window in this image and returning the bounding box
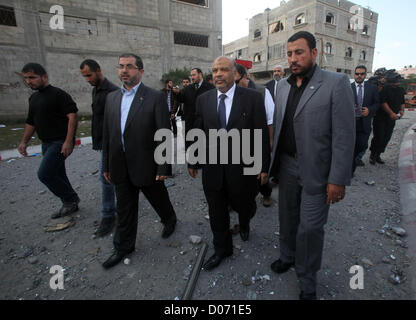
[175,0,208,7]
[295,13,305,25]
[360,50,366,60]
[325,43,332,55]
[269,21,284,34]
[346,47,353,58]
[174,31,209,48]
[254,53,262,63]
[0,5,17,26]
[326,13,334,24]
[362,25,369,35]
[254,29,262,39]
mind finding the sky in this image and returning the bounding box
[222,0,415,71]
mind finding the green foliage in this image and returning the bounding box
[161,67,191,86]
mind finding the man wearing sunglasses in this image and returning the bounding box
[351,65,380,173]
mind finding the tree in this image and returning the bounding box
[161,67,191,87]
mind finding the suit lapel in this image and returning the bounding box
[125,84,146,131]
[294,66,323,119]
[352,83,358,104]
[226,86,242,130]
[207,90,220,129]
[114,90,123,135]
[278,80,290,122]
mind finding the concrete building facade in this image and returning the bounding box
[0,0,222,120]
[224,0,378,82]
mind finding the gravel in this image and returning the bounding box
[0,111,415,300]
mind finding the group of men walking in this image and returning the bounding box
[17,30,405,300]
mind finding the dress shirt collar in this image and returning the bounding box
[217,83,236,101]
[121,82,141,95]
[354,81,364,87]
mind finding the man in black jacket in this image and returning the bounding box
[351,65,380,173]
[265,65,285,100]
[188,56,270,271]
[101,53,177,269]
[80,59,119,237]
[369,75,406,164]
[173,68,214,144]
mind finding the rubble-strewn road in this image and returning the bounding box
[1,111,415,300]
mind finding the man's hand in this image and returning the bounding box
[103,172,112,184]
[326,184,345,205]
[389,112,399,121]
[188,168,198,178]
[361,107,369,117]
[170,114,176,120]
[18,142,28,156]
[257,173,268,186]
[61,140,74,158]
[399,109,405,118]
[156,176,168,181]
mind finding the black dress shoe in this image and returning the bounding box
[299,291,317,300]
[375,156,385,164]
[102,250,131,269]
[270,259,294,274]
[240,225,250,241]
[203,252,232,271]
[369,154,377,165]
[162,219,176,238]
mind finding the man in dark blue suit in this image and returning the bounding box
[351,65,380,174]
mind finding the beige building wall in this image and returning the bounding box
[223,0,378,82]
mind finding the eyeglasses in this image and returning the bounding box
[117,64,138,70]
[355,72,366,76]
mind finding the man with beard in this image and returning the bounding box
[268,31,355,299]
[161,79,178,136]
[18,63,80,219]
[101,53,177,269]
[369,74,405,164]
[173,68,214,145]
[188,56,270,270]
[350,65,379,173]
[266,65,285,100]
[80,59,119,237]
[234,63,274,207]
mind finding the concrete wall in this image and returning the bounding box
[0,0,222,120]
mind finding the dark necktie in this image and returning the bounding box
[357,84,363,117]
[218,94,227,129]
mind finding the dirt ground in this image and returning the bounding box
[0,111,415,300]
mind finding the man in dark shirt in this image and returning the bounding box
[369,77,405,164]
[268,32,355,300]
[18,63,80,219]
[80,59,119,237]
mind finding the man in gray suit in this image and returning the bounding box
[268,31,355,300]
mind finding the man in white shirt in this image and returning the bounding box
[188,56,270,270]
